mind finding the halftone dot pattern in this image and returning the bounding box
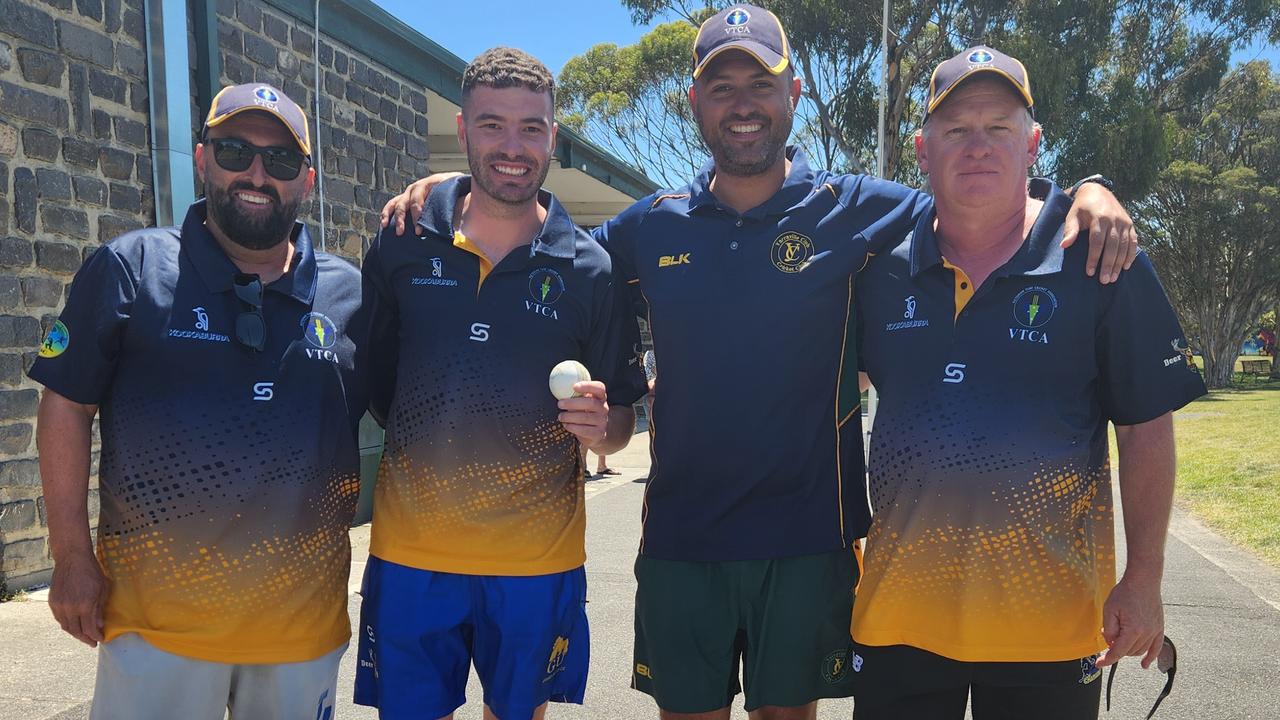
[93,373,361,662]
[371,346,587,575]
[853,388,1115,662]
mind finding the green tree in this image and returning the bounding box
[559,1,1278,189]
[1139,62,1280,388]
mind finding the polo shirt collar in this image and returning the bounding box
[686,146,818,218]
[417,176,579,260]
[181,199,318,304]
[908,178,1071,279]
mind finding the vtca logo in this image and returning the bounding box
[526,268,566,320]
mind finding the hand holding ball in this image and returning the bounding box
[549,360,592,400]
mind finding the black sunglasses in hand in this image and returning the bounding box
[1106,636,1177,720]
[210,138,309,181]
[232,273,266,352]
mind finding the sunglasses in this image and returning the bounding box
[1106,636,1177,720]
[209,138,309,181]
[232,273,266,352]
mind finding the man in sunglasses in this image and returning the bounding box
[28,83,365,719]
[849,47,1205,719]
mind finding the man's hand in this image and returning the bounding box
[558,380,610,449]
[379,172,464,236]
[1060,183,1138,284]
[1096,573,1165,669]
[48,549,107,647]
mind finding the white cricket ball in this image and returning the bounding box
[549,360,592,400]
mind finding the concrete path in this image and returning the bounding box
[2,438,1277,719]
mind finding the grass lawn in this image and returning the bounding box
[1115,375,1280,566]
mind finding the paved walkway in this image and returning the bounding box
[2,438,1278,719]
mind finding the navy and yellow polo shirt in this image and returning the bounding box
[361,177,646,576]
[28,200,366,664]
[596,147,929,562]
[851,179,1206,662]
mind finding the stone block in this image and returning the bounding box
[0,82,69,129]
[332,48,345,74]
[243,33,276,68]
[98,214,143,243]
[68,64,90,134]
[0,422,31,454]
[76,0,104,22]
[0,315,40,348]
[21,277,62,307]
[35,242,83,273]
[58,20,114,69]
[236,0,262,31]
[290,27,312,56]
[0,500,37,533]
[116,42,144,79]
[0,276,17,308]
[0,353,21,386]
[1,538,47,574]
[63,138,99,169]
[0,389,37,418]
[112,118,146,148]
[0,41,10,72]
[108,183,141,213]
[0,0,57,50]
[121,8,143,44]
[92,110,112,140]
[40,207,89,239]
[99,148,134,180]
[128,81,147,113]
[14,169,36,234]
[35,169,71,201]
[0,459,38,488]
[88,67,127,104]
[262,12,287,43]
[73,176,108,206]
[16,49,65,88]
[104,0,120,33]
[217,24,241,54]
[21,129,59,161]
[135,155,152,188]
[0,238,32,268]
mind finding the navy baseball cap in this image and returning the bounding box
[692,4,790,80]
[203,83,311,157]
[923,45,1034,123]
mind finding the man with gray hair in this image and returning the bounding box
[851,46,1205,719]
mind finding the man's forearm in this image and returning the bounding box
[1113,413,1176,582]
[592,405,637,456]
[37,390,98,562]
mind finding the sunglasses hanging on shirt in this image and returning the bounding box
[232,273,266,352]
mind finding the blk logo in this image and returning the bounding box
[942,363,966,384]
[469,323,491,342]
[658,253,691,268]
[192,307,210,331]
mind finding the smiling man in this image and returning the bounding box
[29,84,366,719]
[850,46,1206,719]
[352,47,646,720]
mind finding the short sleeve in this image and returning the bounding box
[27,246,135,404]
[584,270,648,408]
[594,204,649,321]
[1095,252,1207,425]
[354,233,400,426]
[828,175,933,256]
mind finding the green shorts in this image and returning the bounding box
[632,547,861,713]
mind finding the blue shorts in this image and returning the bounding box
[353,556,589,720]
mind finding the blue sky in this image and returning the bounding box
[371,1,1276,74]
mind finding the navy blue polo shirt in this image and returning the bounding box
[851,179,1206,662]
[27,200,366,663]
[361,177,647,576]
[596,147,930,562]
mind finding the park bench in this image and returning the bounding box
[1240,358,1272,375]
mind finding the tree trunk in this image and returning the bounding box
[1272,303,1280,379]
[1202,333,1240,389]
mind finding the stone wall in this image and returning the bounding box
[0,0,434,592]
[0,0,153,591]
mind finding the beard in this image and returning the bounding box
[466,141,550,208]
[205,180,301,251]
[698,108,793,178]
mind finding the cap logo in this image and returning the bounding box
[967,49,993,64]
[726,8,750,25]
[254,86,279,103]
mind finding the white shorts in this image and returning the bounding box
[90,633,345,720]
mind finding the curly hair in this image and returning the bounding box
[461,47,555,107]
